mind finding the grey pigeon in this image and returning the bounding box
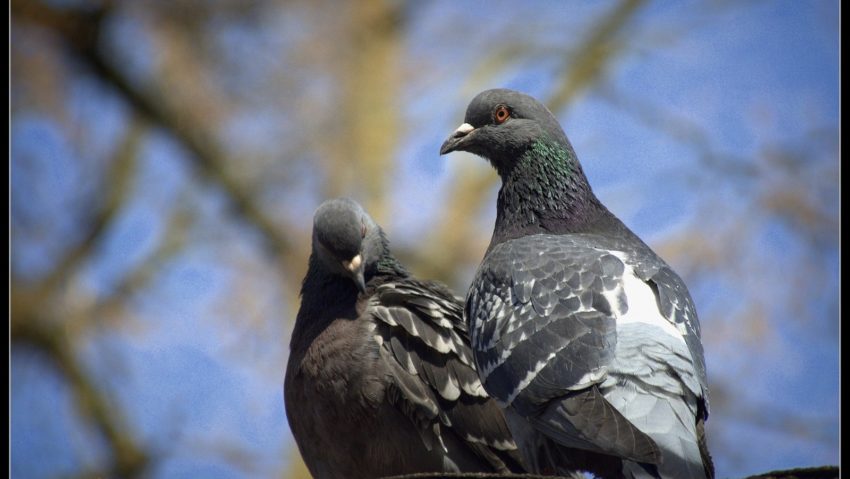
[284,198,528,479]
[440,89,713,479]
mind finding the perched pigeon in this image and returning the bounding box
[440,89,713,479]
[284,198,528,479]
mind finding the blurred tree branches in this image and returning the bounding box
[11,0,837,478]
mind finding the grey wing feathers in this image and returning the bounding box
[370,279,525,472]
[639,265,710,414]
[474,234,709,407]
[468,233,710,467]
[531,387,660,463]
[592,233,709,413]
[468,235,624,412]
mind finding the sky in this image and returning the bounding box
[11,1,839,478]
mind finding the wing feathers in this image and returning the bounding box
[468,233,708,475]
[371,279,525,473]
[532,387,661,464]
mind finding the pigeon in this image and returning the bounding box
[440,89,713,479]
[284,197,528,479]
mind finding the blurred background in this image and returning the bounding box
[10,1,839,478]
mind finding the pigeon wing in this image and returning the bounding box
[467,233,662,463]
[371,279,527,473]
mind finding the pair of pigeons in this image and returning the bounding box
[284,89,712,479]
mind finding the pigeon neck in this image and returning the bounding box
[372,231,410,279]
[291,254,361,351]
[291,246,408,349]
[375,255,408,278]
[490,139,608,248]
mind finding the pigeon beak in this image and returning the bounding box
[342,254,367,293]
[439,123,475,155]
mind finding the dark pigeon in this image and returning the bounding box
[284,198,528,479]
[440,89,713,479]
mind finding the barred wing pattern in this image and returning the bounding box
[467,233,709,477]
[370,279,526,473]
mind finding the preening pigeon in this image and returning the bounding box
[440,89,713,479]
[284,198,528,479]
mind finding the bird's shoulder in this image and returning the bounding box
[472,233,634,322]
[477,232,701,344]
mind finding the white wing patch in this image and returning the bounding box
[611,263,686,346]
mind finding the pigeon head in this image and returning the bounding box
[439,88,573,174]
[441,89,607,244]
[311,198,385,293]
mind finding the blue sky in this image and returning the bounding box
[12,1,838,478]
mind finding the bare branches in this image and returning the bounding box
[297,0,407,225]
[35,117,143,297]
[13,0,293,262]
[547,0,647,113]
[11,117,151,477]
[11,315,151,479]
[408,162,496,287]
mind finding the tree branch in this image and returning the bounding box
[11,313,150,478]
[13,0,293,262]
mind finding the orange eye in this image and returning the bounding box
[494,105,510,124]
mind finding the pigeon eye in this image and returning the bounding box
[493,105,510,125]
